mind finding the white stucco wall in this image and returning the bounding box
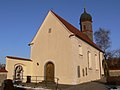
[30,11,76,84]
[71,35,104,84]
[0,72,7,86]
[6,57,33,80]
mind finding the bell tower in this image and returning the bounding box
[80,8,93,41]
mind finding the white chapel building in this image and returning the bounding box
[6,9,104,85]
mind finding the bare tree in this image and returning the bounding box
[107,49,120,59]
[94,28,111,76]
[94,28,111,58]
[113,49,120,59]
[0,63,5,69]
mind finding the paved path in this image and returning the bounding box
[0,80,110,90]
[61,82,109,90]
[14,82,110,90]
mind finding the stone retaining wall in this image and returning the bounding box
[109,70,120,76]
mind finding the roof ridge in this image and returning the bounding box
[51,11,102,52]
[6,56,32,61]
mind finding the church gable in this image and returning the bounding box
[30,11,74,65]
[30,11,72,45]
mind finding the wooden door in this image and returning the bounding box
[46,62,54,82]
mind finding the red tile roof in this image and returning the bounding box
[0,69,8,72]
[51,11,103,52]
[6,56,32,62]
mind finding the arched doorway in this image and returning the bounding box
[45,62,54,82]
[14,65,23,81]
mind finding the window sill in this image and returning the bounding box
[96,69,99,71]
[88,67,92,70]
[79,54,83,56]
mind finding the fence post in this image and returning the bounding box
[36,76,37,83]
[56,78,59,90]
[26,76,31,83]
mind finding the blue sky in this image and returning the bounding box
[0,0,120,63]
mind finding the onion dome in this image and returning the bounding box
[80,8,92,22]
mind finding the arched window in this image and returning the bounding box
[87,51,92,69]
[79,45,82,55]
[14,65,23,81]
[84,25,86,30]
[77,66,80,78]
[85,67,88,75]
[82,69,85,76]
[48,28,52,33]
[86,24,91,30]
[95,54,99,70]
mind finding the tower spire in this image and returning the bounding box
[79,7,93,41]
[83,0,86,12]
[84,7,86,13]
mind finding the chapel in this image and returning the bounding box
[6,9,104,85]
